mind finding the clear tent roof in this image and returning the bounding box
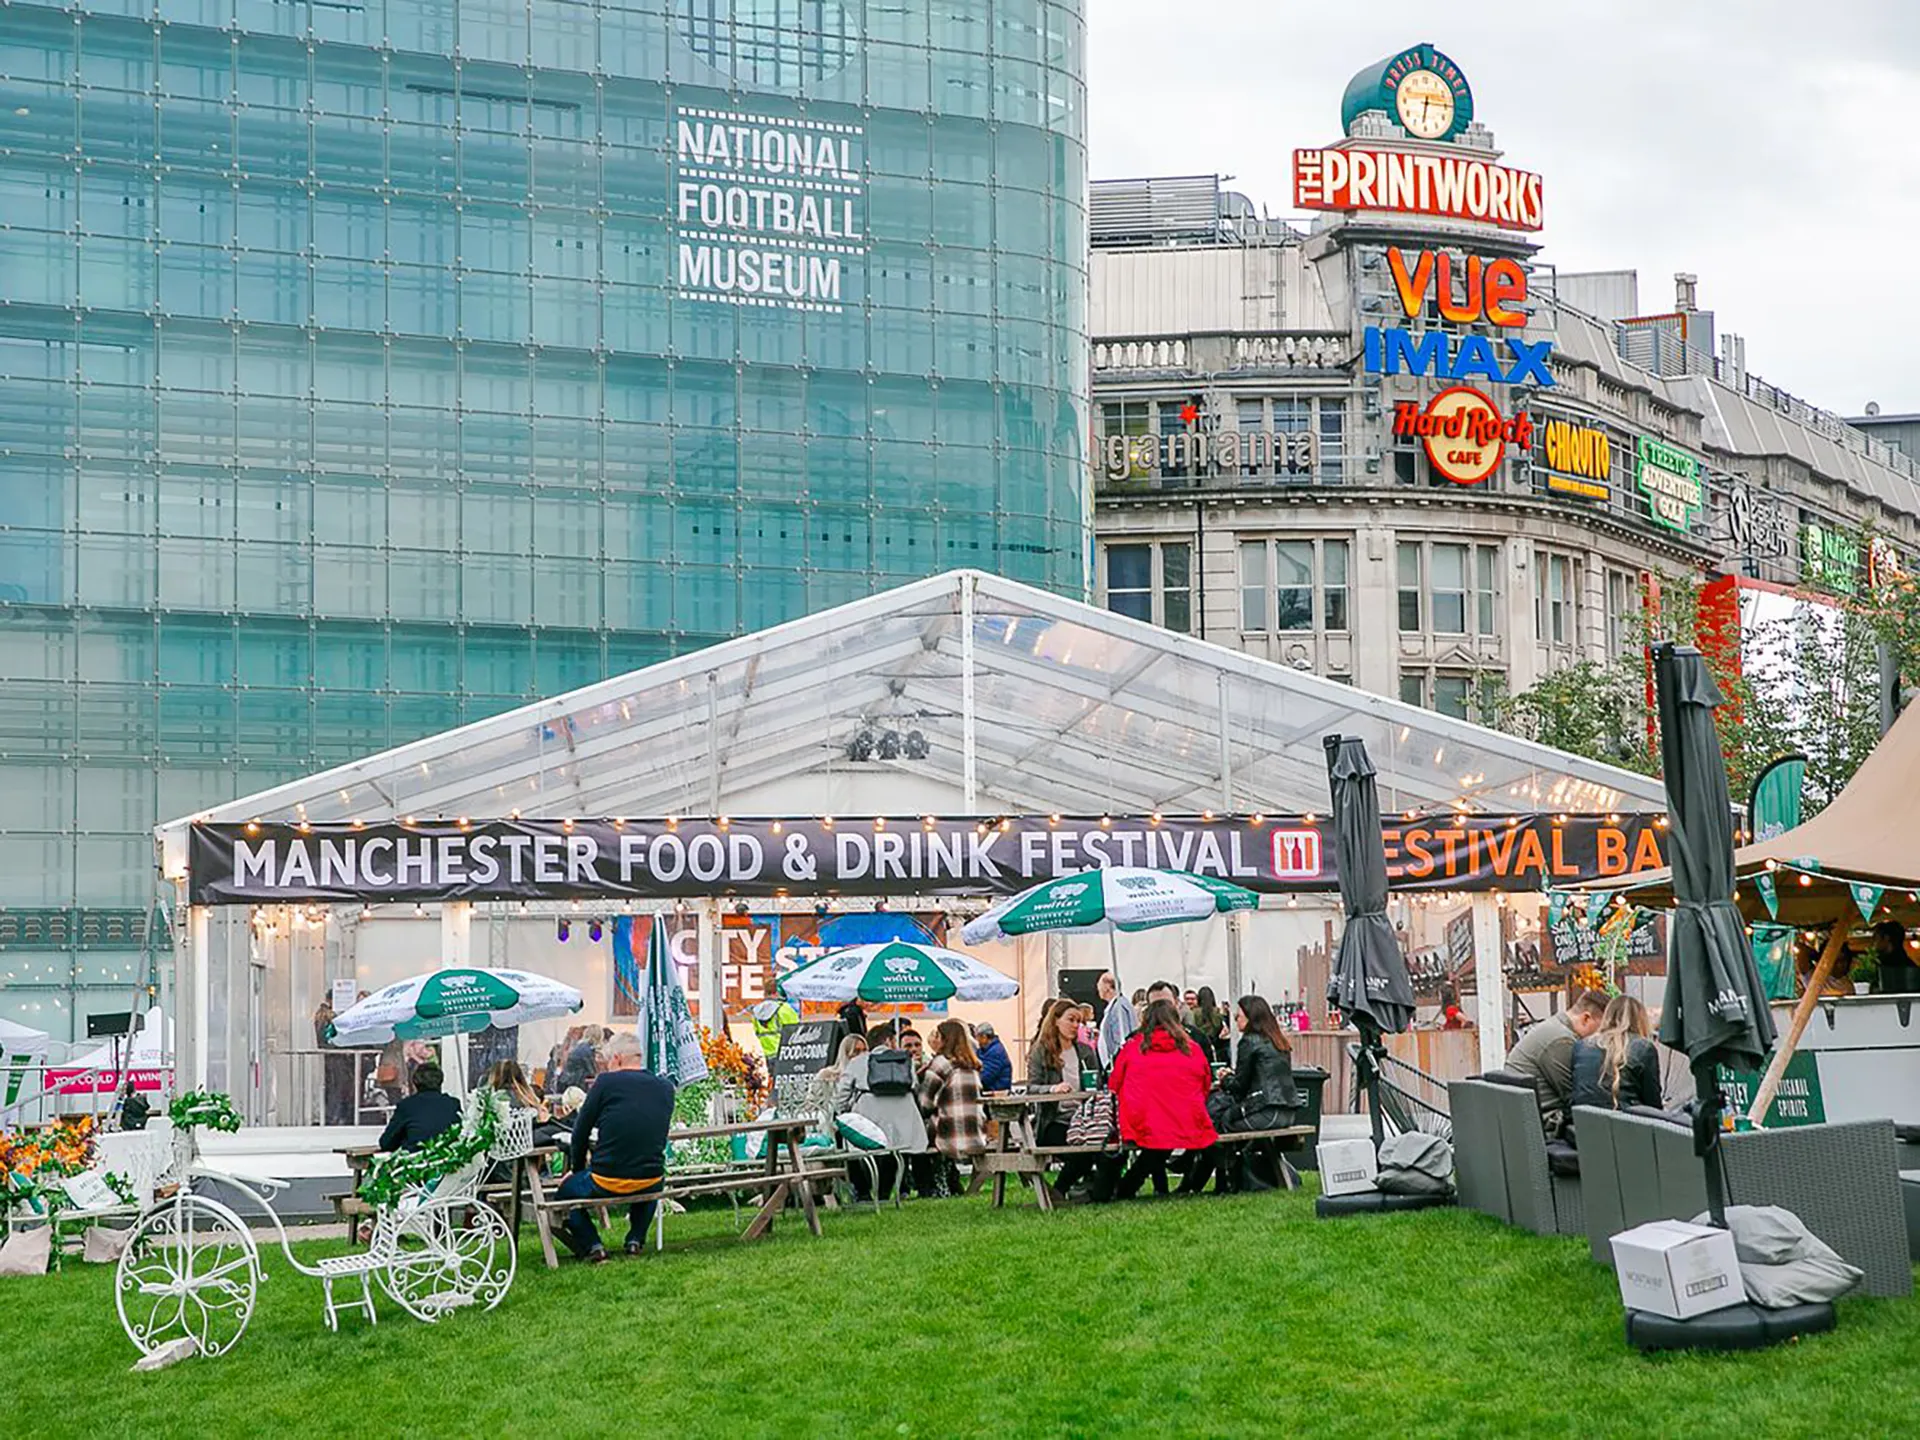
[156,570,1664,848]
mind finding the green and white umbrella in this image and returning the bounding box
[324,967,583,1047]
[635,912,709,1085]
[779,941,1018,1007]
[962,866,1258,945]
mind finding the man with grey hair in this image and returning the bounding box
[557,1032,675,1262]
[1096,971,1136,1070]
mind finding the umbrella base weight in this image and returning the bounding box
[1314,1192,1454,1219]
[1624,1301,1836,1353]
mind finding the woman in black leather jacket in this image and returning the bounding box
[1178,995,1301,1194]
[1219,995,1301,1130]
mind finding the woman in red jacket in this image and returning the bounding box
[1106,999,1217,1199]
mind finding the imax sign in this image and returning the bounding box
[1362,328,1555,387]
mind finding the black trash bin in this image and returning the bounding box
[1291,1064,1330,1169]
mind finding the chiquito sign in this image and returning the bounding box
[188,815,1669,905]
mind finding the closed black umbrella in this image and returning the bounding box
[1324,734,1415,1150]
[1652,643,1778,1227]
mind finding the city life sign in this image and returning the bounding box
[1394,386,1533,486]
[1800,521,1862,595]
[674,107,866,313]
[1636,436,1703,532]
[1726,482,1795,561]
[1295,145,1545,232]
[187,815,1671,906]
[1535,417,1612,501]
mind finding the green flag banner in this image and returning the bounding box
[1748,754,1807,844]
[1852,882,1886,922]
[1755,871,1779,919]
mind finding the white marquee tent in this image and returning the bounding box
[155,570,1664,1102]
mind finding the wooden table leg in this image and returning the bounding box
[787,1134,823,1238]
[741,1181,790,1241]
[525,1165,560,1270]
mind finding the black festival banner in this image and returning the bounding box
[187,815,1670,907]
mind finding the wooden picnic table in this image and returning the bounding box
[524,1115,836,1269]
[974,1090,1105,1212]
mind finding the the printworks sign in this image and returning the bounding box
[1535,417,1612,502]
[674,107,865,312]
[1295,146,1544,232]
[1635,436,1703,532]
[187,815,1669,906]
[1800,521,1861,595]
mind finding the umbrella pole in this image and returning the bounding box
[1357,1018,1385,1154]
[1106,928,1121,991]
[1692,1058,1730,1229]
[1747,922,1848,1125]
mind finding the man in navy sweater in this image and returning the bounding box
[557,1034,676,1262]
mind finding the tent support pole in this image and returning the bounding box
[183,904,210,1091]
[698,902,721,1038]
[440,902,473,1098]
[1471,895,1508,1071]
[1216,673,1233,809]
[1748,921,1848,1124]
[961,576,978,813]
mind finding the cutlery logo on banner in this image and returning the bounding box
[1270,830,1323,880]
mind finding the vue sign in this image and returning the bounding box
[1388,248,1528,327]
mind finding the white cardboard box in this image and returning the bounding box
[1316,1138,1379,1197]
[1610,1220,1743,1319]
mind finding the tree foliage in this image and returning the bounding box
[1486,558,1895,815]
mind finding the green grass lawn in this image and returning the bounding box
[3,1183,1915,1439]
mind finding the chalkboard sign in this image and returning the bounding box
[1445,911,1476,975]
[771,1020,845,1081]
[1715,1052,1825,1127]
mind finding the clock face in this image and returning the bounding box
[1396,68,1456,140]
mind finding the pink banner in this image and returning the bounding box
[43,1066,170,1095]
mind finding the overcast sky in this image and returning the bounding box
[1086,1,1920,418]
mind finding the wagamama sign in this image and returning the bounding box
[675,107,866,313]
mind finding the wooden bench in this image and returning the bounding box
[1024,1125,1317,1197]
[325,1191,375,1244]
[527,1163,847,1268]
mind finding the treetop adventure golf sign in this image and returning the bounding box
[188,814,1670,906]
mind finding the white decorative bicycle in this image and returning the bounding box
[114,1107,529,1358]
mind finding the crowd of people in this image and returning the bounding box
[364,973,1311,1261]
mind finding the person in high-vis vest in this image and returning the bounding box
[749,999,798,1060]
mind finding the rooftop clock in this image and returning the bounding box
[1340,42,1475,144]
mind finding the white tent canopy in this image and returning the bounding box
[154,570,1664,1094]
[157,570,1660,862]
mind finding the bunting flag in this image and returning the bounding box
[1755,871,1779,919]
[1852,882,1886,923]
[1547,891,1567,929]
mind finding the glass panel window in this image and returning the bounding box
[1237,399,1265,476]
[1397,542,1421,633]
[1433,674,1471,719]
[1399,671,1425,706]
[1431,543,1467,635]
[1324,540,1349,632]
[1161,542,1192,635]
[1607,568,1637,659]
[1105,544,1152,622]
[1158,400,1195,482]
[1549,554,1571,644]
[1476,545,1498,637]
[1240,540,1267,631]
[1275,541,1313,631]
[1317,398,1345,483]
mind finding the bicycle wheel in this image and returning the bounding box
[115,1195,259,1357]
[379,1198,515,1322]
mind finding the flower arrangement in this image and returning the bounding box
[697,1025,770,1113]
[169,1090,243,1133]
[0,1116,131,1220]
[357,1086,503,1209]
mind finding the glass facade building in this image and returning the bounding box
[0,0,1091,1038]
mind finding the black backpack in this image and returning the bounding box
[866,1048,915,1096]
